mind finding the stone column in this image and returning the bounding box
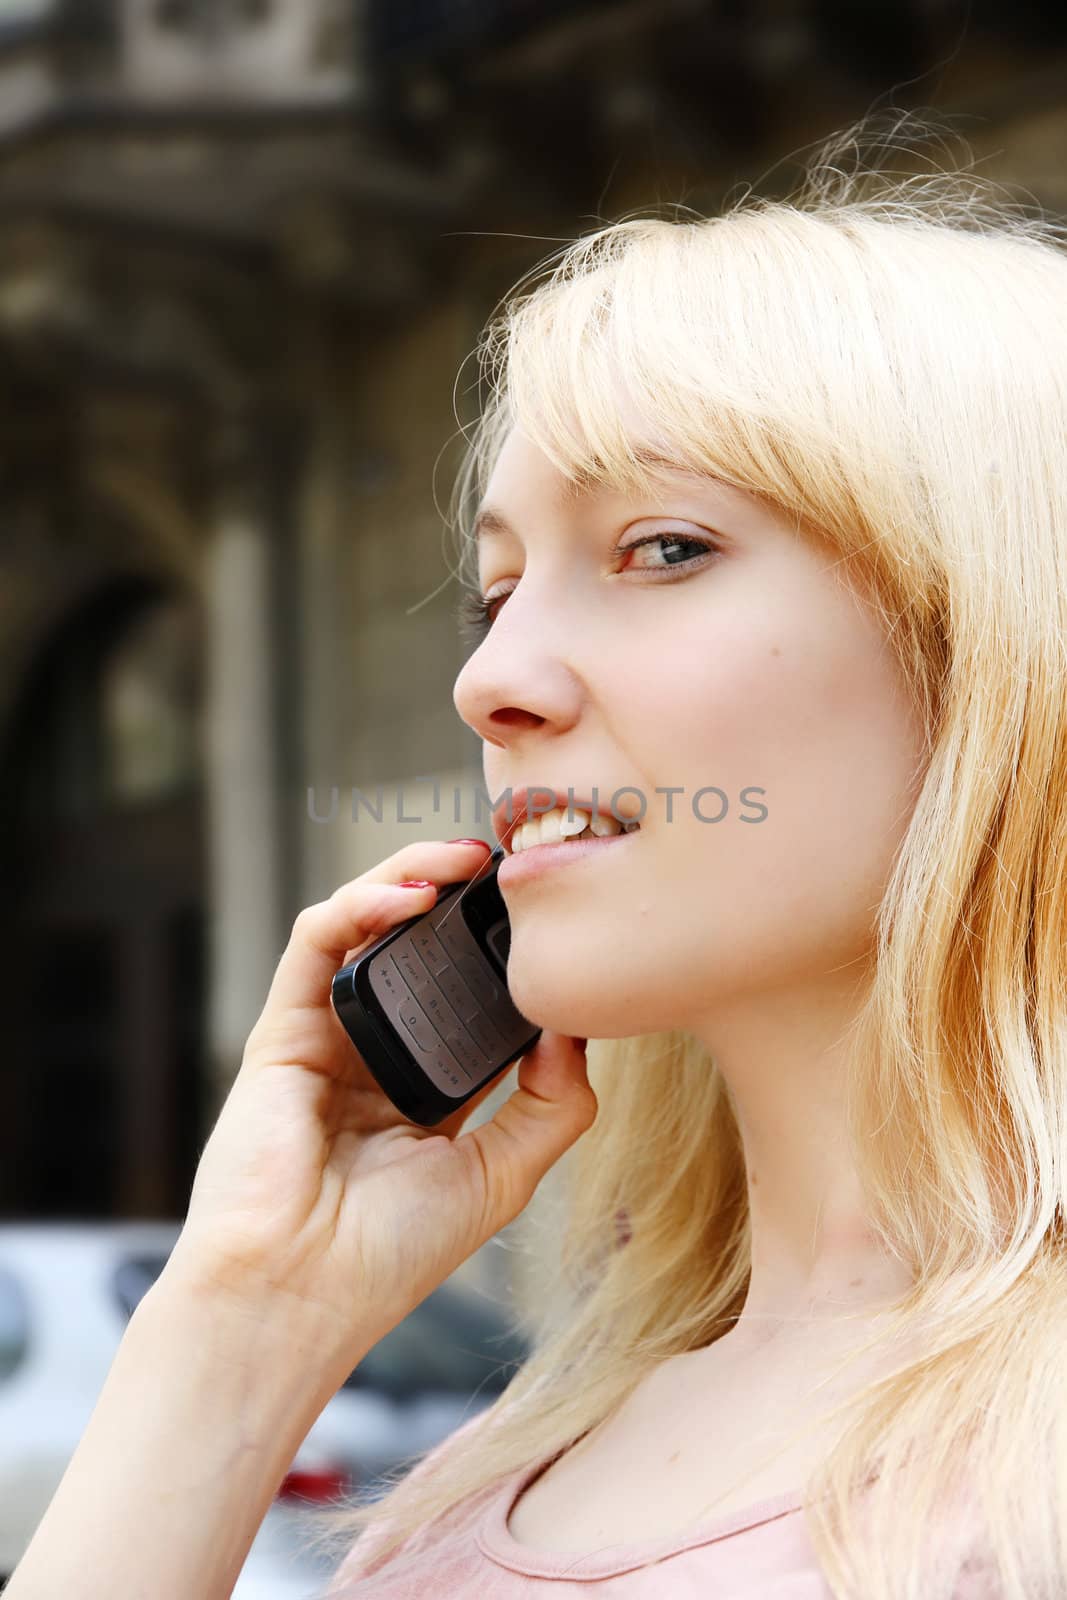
[202,412,286,1114]
[295,395,350,906]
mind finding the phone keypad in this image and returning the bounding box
[367,889,537,1099]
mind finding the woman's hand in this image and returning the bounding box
[161,839,597,1381]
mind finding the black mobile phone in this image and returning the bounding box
[329,843,542,1127]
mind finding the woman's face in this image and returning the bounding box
[452,426,927,1040]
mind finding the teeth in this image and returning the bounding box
[539,809,564,845]
[558,810,591,839]
[508,804,639,854]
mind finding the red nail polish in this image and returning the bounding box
[398,879,433,888]
[448,838,491,848]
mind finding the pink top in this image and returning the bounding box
[325,1415,998,1597]
[328,1461,829,1596]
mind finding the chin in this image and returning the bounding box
[504,959,667,1040]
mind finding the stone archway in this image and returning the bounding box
[0,574,207,1218]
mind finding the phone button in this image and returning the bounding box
[453,954,503,1010]
[410,926,451,977]
[370,959,405,1003]
[467,1010,507,1056]
[396,999,446,1056]
[391,944,429,994]
[432,906,479,965]
[443,1027,492,1079]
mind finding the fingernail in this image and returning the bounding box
[398,880,434,888]
[448,838,491,848]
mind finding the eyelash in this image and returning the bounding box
[458,532,720,642]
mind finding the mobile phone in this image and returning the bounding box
[330,842,542,1127]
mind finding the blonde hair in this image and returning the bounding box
[305,111,1067,1599]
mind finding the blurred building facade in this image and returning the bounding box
[1,0,1066,1314]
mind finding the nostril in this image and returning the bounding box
[489,708,546,731]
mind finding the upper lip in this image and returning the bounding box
[491,787,642,852]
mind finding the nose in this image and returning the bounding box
[452,585,583,750]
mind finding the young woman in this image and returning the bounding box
[9,114,1066,1600]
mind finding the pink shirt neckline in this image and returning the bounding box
[475,1457,810,1579]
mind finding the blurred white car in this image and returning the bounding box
[0,1222,527,1596]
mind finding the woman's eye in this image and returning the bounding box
[456,533,719,643]
[617,531,720,572]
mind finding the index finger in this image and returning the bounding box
[261,840,494,1018]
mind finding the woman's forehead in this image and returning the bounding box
[482,423,719,504]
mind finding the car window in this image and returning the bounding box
[112,1253,171,1321]
[343,1286,528,1399]
[0,1266,30,1383]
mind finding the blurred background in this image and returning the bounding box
[0,5,1066,1581]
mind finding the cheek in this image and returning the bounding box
[618,606,922,972]
[607,611,789,819]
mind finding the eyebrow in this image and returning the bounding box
[472,507,516,545]
[472,448,738,547]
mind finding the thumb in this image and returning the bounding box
[455,1032,598,1236]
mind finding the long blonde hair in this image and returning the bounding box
[305,112,1067,1599]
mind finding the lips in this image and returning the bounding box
[490,786,642,852]
[495,826,637,886]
